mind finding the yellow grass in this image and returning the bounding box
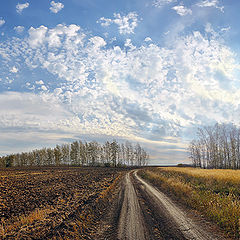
[140,167,240,238]
[19,208,53,225]
[159,167,240,184]
[0,207,53,238]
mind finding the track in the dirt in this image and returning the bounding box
[116,170,227,240]
[117,172,148,240]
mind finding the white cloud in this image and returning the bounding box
[16,2,29,14]
[54,88,63,95]
[22,25,239,127]
[98,12,139,34]
[27,24,83,49]
[196,0,224,12]
[28,25,48,48]
[14,26,25,34]
[89,36,106,49]
[172,5,192,16]
[152,0,177,8]
[124,38,136,50]
[221,26,231,33]
[144,37,152,42]
[35,80,44,85]
[41,85,48,91]
[0,24,240,163]
[98,18,112,27]
[0,91,73,132]
[0,19,5,27]
[10,66,18,73]
[50,1,64,14]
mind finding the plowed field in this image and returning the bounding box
[0,167,124,239]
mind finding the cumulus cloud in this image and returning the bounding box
[23,26,239,128]
[28,25,48,48]
[0,19,5,27]
[98,12,139,34]
[196,0,224,12]
[41,85,48,91]
[27,24,82,49]
[50,1,64,14]
[35,80,44,85]
[14,26,25,33]
[10,66,18,73]
[0,24,240,162]
[89,36,106,49]
[144,37,152,42]
[16,2,29,14]
[172,5,192,16]
[152,0,177,8]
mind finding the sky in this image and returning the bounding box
[0,0,240,165]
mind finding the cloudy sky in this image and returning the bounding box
[0,0,239,165]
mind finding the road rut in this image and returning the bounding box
[114,170,227,240]
[134,170,224,240]
[117,172,148,240]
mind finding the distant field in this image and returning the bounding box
[139,167,240,239]
[0,167,124,239]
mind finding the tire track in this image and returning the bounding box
[117,172,148,240]
[134,170,225,240]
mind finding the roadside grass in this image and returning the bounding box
[139,167,240,238]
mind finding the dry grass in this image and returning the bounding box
[139,167,240,238]
[160,167,240,184]
[1,208,53,239]
[18,208,53,225]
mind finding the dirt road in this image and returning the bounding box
[117,172,148,240]
[115,170,227,240]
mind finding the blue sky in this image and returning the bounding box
[0,0,240,165]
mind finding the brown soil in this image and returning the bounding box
[0,166,126,239]
[0,167,231,240]
[102,170,230,240]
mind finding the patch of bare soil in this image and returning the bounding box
[91,173,125,240]
[0,167,126,239]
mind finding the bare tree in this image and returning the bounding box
[1,140,149,168]
[190,123,240,169]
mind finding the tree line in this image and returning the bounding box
[189,123,240,169]
[0,140,149,168]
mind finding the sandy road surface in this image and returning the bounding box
[116,170,226,240]
[117,172,148,240]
